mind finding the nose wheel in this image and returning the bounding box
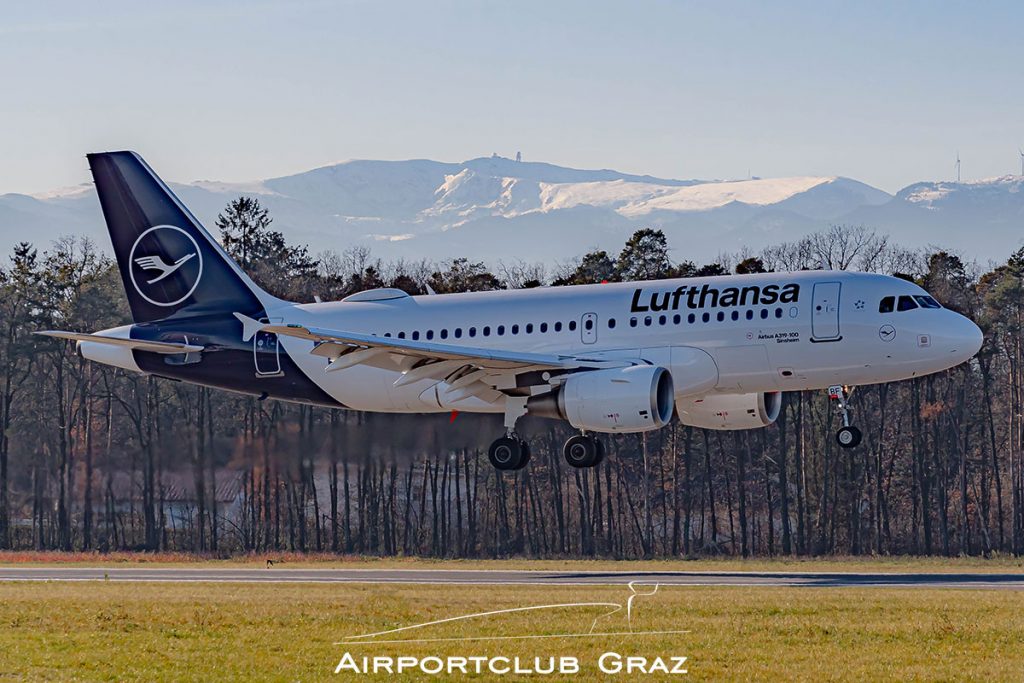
[829,384,862,448]
[563,433,606,468]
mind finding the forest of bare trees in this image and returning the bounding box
[1,198,1022,559]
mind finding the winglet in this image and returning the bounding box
[233,312,263,342]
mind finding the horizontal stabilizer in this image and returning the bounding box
[35,330,204,354]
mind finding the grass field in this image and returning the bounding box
[1,578,1023,681]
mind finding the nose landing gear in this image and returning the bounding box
[829,384,862,448]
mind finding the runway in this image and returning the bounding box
[1,566,1023,589]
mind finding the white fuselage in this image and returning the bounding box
[258,270,982,414]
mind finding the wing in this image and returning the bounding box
[235,313,625,403]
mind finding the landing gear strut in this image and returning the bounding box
[488,396,531,471]
[829,384,862,449]
[562,433,606,468]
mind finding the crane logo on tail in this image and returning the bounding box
[134,252,196,284]
[128,225,203,307]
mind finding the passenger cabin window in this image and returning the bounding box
[897,295,918,312]
[879,296,895,313]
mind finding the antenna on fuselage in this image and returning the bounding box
[955,151,961,183]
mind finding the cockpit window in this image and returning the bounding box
[897,295,918,311]
[914,295,941,309]
[879,296,895,313]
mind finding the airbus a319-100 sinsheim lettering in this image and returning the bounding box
[39,152,984,471]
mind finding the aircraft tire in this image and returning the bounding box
[489,436,529,470]
[563,434,599,468]
[836,426,862,449]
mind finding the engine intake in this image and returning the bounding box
[529,365,675,433]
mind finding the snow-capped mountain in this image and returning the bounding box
[1,155,1021,266]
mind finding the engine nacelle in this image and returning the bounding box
[677,392,782,430]
[529,365,675,433]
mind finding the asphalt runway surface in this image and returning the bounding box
[1,567,1023,589]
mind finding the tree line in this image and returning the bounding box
[0,197,1021,559]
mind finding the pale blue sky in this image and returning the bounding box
[2,1,1022,194]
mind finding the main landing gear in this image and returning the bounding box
[487,396,607,470]
[562,434,605,469]
[489,396,531,471]
[488,435,531,471]
[828,384,862,449]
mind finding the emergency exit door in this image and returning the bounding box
[811,282,841,342]
[581,312,598,344]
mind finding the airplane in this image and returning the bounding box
[38,152,984,471]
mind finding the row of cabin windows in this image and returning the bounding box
[630,307,788,327]
[380,307,792,340]
[384,319,580,341]
[878,294,941,314]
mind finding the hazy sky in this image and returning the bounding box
[2,1,1022,194]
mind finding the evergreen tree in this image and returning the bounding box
[217,197,317,299]
[616,228,673,281]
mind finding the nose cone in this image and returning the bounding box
[947,313,983,364]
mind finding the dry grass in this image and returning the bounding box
[0,580,1022,681]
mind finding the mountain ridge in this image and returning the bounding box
[2,156,1021,265]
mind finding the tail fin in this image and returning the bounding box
[88,151,275,323]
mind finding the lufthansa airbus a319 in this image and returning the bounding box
[39,152,984,471]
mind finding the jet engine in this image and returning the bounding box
[677,391,782,430]
[528,365,675,433]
